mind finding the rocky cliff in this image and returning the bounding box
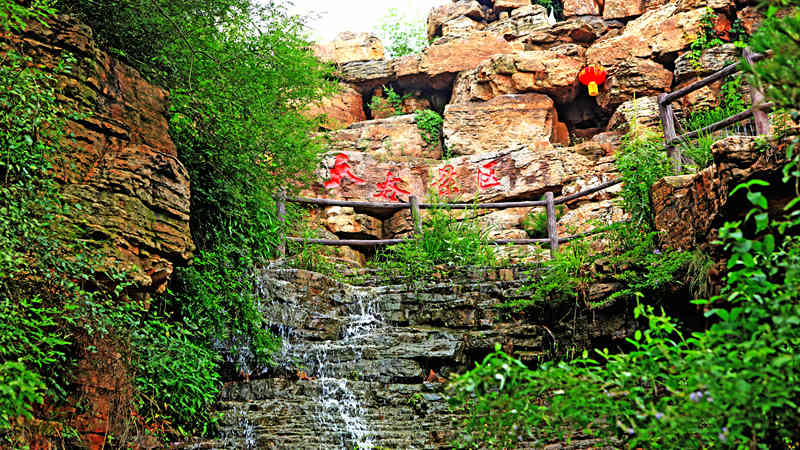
[6,14,194,295]
[301,0,765,266]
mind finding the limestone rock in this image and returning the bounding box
[420,31,514,78]
[595,58,673,111]
[487,5,551,40]
[559,199,627,235]
[652,136,788,250]
[337,60,394,91]
[738,7,765,35]
[324,206,383,239]
[314,32,385,64]
[427,0,489,41]
[606,96,663,133]
[16,15,193,294]
[494,0,532,11]
[305,84,366,130]
[444,94,569,155]
[441,16,486,38]
[326,115,442,160]
[674,43,740,84]
[676,0,734,11]
[563,0,601,17]
[603,0,669,19]
[453,50,584,104]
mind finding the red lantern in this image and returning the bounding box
[579,65,607,97]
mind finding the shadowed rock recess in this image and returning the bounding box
[184,268,635,449]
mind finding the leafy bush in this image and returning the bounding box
[615,129,673,226]
[414,109,444,150]
[368,86,409,117]
[375,201,497,280]
[375,8,427,58]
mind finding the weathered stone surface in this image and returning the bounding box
[738,7,765,35]
[486,4,551,40]
[674,43,739,84]
[184,268,638,448]
[444,94,569,154]
[337,60,394,90]
[305,83,366,130]
[676,0,734,11]
[323,206,384,239]
[427,0,488,41]
[595,57,673,111]
[559,199,627,235]
[652,137,789,250]
[453,50,584,104]
[495,0,532,11]
[15,15,193,294]
[314,32,385,64]
[606,95,663,133]
[563,0,601,17]
[325,114,442,160]
[585,4,705,109]
[441,15,486,38]
[421,31,514,78]
[603,0,669,19]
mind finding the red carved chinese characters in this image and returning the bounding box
[433,165,459,196]
[324,153,366,189]
[477,160,501,190]
[373,171,410,202]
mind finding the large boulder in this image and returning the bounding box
[420,31,514,78]
[586,4,706,109]
[427,0,489,41]
[325,115,442,160]
[486,5,551,40]
[314,32,385,64]
[305,83,366,130]
[603,0,670,19]
[563,0,601,17]
[673,43,740,84]
[452,50,584,104]
[444,94,570,155]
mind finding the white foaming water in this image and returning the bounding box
[257,270,380,449]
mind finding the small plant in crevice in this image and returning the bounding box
[368,85,409,118]
[615,129,673,226]
[688,7,749,67]
[414,109,444,150]
[520,204,565,239]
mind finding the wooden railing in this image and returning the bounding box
[659,48,772,173]
[276,178,623,258]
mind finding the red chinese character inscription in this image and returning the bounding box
[434,164,459,196]
[324,153,366,189]
[373,171,410,202]
[478,160,501,190]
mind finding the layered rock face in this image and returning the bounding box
[184,268,637,449]
[8,15,194,294]
[652,136,790,252]
[302,0,736,265]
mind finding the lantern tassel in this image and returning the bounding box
[588,81,599,97]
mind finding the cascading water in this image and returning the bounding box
[257,268,380,449]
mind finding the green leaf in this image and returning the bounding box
[747,191,768,210]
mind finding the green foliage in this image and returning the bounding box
[375,202,497,280]
[368,86,409,117]
[688,7,749,66]
[521,204,564,239]
[534,0,564,20]
[679,77,750,170]
[450,9,800,445]
[0,0,55,33]
[375,8,427,58]
[55,0,336,436]
[0,362,46,429]
[615,130,673,226]
[414,109,444,150]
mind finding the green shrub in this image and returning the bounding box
[368,86,409,117]
[414,109,444,150]
[375,201,496,280]
[615,129,673,226]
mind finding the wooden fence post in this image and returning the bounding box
[277,190,286,259]
[658,93,682,174]
[545,191,559,257]
[409,195,422,236]
[743,47,771,137]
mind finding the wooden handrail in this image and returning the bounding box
[659,51,767,105]
[279,178,624,258]
[668,102,774,146]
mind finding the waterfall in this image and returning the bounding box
[257,269,380,449]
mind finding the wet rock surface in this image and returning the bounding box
[184,268,638,449]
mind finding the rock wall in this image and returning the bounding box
[183,268,637,449]
[6,14,194,294]
[301,0,764,266]
[5,14,194,449]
